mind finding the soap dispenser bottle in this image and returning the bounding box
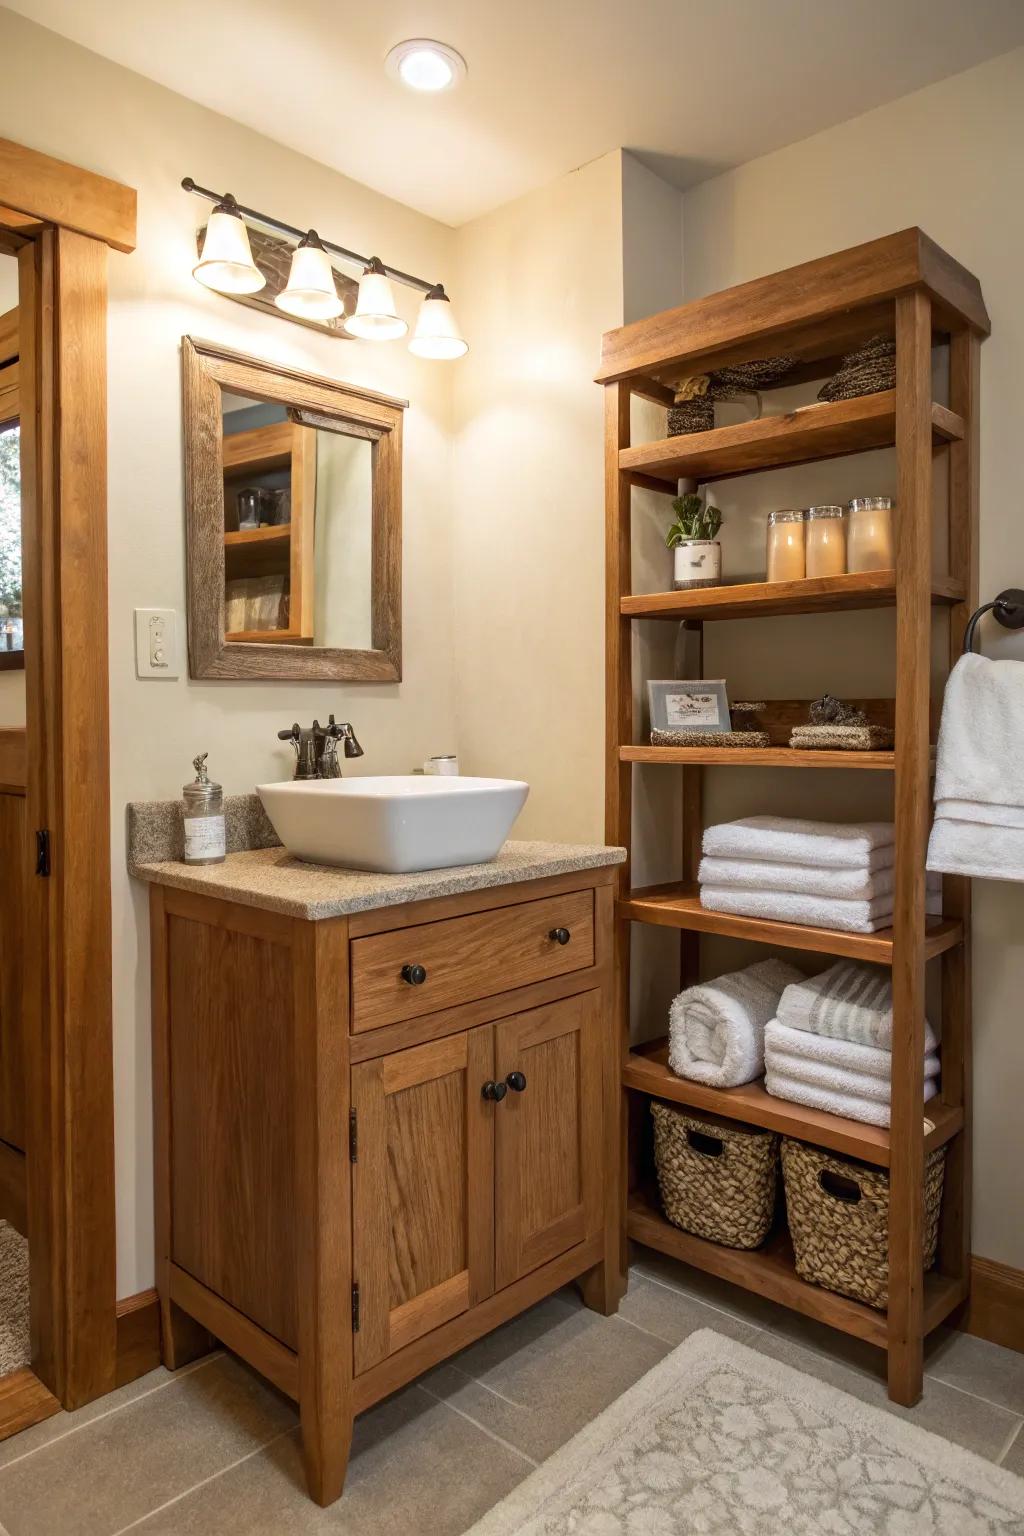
[182,753,226,865]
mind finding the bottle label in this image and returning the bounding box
[183,815,226,862]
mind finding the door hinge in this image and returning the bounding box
[35,829,51,878]
[349,1108,358,1162]
[351,1282,360,1332]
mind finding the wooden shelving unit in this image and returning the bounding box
[222,419,317,642]
[599,229,988,1405]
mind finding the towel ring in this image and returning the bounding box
[962,588,1024,654]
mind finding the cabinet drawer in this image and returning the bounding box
[350,890,595,1033]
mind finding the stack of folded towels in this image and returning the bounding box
[764,961,940,1127]
[699,816,942,933]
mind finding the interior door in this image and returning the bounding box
[494,992,602,1290]
[351,1028,494,1373]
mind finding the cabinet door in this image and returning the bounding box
[494,992,602,1290]
[351,1029,494,1373]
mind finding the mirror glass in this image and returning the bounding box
[220,388,373,652]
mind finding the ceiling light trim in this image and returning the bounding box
[384,38,467,92]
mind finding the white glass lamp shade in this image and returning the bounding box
[409,286,468,359]
[276,232,343,320]
[192,203,265,295]
[344,259,408,341]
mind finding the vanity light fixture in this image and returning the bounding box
[182,177,468,358]
[276,230,344,321]
[409,284,468,360]
[191,194,265,295]
[385,38,467,92]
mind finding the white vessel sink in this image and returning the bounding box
[256,775,530,874]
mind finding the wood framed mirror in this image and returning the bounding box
[183,336,404,681]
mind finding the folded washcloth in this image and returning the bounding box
[668,959,803,1088]
[776,961,939,1051]
[928,652,1024,883]
[764,1021,939,1104]
[699,884,941,935]
[703,816,895,870]
[763,1070,936,1129]
[697,858,942,902]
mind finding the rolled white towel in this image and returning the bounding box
[700,885,942,935]
[764,1022,939,1105]
[668,959,803,1088]
[703,816,894,870]
[763,1070,934,1128]
[776,961,939,1051]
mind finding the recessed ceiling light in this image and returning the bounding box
[385,38,467,92]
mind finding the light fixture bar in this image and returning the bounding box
[181,177,438,296]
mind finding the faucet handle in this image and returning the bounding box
[326,716,364,759]
[277,724,301,744]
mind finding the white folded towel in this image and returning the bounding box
[700,884,942,934]
[928,651,1024,883]
[776,961,939,1051]
[764,1021,939,1105]
[698,858,942,902]
[703,816,894,870]
[762,1070,935,1129]
[668,959,803,1088]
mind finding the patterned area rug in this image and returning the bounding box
[466,1329,1024,1535]
[0,1219,29,1377]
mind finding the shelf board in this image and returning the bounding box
[621,745,896,771]
[627,1188,965,1348]
[225,629,309,645]
[619,392,963,486]
[624,1039,963,1168]
[618,884,963,964]
[621,570,966,622]
[224,526,291,549]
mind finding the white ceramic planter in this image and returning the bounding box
[673,540,722,590]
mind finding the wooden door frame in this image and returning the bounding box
[0,136,136,1414]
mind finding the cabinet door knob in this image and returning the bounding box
[506,1071,527,1093]
[482,1080,508,1102]
[401,963,427,986]
[549,927,571,946]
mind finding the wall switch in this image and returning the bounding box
[134,608,179,679]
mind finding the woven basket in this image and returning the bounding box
[818,334,896,403]
[651,1102,778,1250]
[668,396,714,436]
[781,1140,946,1310]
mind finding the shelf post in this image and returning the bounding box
[888,290,933,1406]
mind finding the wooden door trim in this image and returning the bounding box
[0,137,136,253]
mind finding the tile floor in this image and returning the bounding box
[0,1252,1021,1534]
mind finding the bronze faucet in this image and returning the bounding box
[277,717,364,780]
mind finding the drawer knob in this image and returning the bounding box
[549,927,571,946]
[401,963,428,986]
[506,1070,527,1093]
[482,1080,508,1102]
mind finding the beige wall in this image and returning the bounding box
[679,47,1024,1268]
[0,8,458,1294]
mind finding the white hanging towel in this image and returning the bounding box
[927,651,1024,882]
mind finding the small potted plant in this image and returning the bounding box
[666,492,723,589]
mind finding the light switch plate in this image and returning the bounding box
[134,608,179,679]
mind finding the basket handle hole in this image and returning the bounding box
[818,1169,862,1204]
[685,1129,724,1158]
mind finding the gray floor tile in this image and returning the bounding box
[630,1245,791,1330]
[924,1325,1024,1416]
[1001,1423,1024,1476]
[420,1290,667,1463]
[0,1353,296,1536]
[129,1385,529,1536]
[617,1273,760,1348]
[750,1328,1022,1462]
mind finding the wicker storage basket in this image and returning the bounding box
[651,1101,778,1250]
[781,1140,946,1310]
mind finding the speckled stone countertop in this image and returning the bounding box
[130,840,626,921]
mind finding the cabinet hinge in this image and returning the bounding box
[35,829,51,878]
[351,1282,360,1332]
[349,1109,358,1162]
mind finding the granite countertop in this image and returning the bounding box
[131,840,627,921]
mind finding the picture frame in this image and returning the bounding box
[647,679,732,734]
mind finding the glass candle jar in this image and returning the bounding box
[766,510,806,583]
[847,496,895,573]
[805,505,847,578]
[183,753,226,866]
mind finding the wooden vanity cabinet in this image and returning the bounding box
[150,864,620,1507]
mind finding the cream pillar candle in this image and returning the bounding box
[847,497,895,572]
[805,505,847,578]
[766,510,806,583]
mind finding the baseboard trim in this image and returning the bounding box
[959,1257,1024,1356]
[115,1289,161,1387]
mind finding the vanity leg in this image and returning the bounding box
[294,918,353,1506]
